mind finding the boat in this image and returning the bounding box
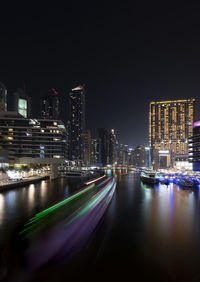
[140,170,159,185]
[61,170,90,177]
[178,178,194,188]
[160,178,170,185]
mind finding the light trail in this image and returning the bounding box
[23,178,116,271]
[84,175,106,185]
[20,183,96,233]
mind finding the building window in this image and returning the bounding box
[18,98,27,118]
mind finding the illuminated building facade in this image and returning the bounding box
[149,99,195,167]
[0,82,7,111]
[84,129,91,166]
[13,88,31,118]
[107,129,118,166]
[41,88,59,119]
[90,138,101,165]
[69,85,86,164]
[188,120,200,171]
[0,111,67,162]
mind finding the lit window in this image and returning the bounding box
[18,98,27,118]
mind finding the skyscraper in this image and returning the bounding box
[91,138,101,165]
[149,99,195,167]
[98,128,108,166]
[107,129,118,166]
[133,145,146,167]
[188,121,200,171]
[84,129,91,166]
[69,85,86,164]
[13,88,31,118]
[0,82,7,111]
[41,88,59,119]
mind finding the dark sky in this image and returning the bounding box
[1,1,200,147]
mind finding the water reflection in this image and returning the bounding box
[142,181,199,252]
[27,184,35,208]
[0,194,5,225]
[40,181,47,204]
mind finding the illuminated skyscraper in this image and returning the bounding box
[149,99,195,167]
[189,120,200,171]
[91,138,101,165]
[0,82,7,111]
[107,129,118,165]
[69,85,86,164]
[84,129,91,166]
[41,88,59,119]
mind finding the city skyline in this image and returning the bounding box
[1,2,200,146]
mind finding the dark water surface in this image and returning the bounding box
[2,172,200,281]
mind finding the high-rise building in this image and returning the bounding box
[69,85,86,164]
[149,99,195,167]
[188,120,200,171]
[133,145,146,167]
[41,88,59,119]
[107,129,118,165]
[91,138,101,165]
[13,88,31,118]
[98,128,108,166]
[0,82,7,111]
[84,129,91,166]
[0,111,67,163]
[116,144,129,166]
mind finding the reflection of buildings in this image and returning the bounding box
[149,99,195,168]
[13,88,31,118]
[0,111,67,163]
[69,85,86,164]
[0,82,7,111]
[189,120,200,171]
[41,88,59,119]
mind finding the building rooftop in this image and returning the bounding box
[0,111,23,118]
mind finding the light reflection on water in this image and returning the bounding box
[0,177,88,242]
[141,181,198,252]
[27,184,35,209]
[0,194,5,225]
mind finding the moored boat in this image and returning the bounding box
[140,170,159,185]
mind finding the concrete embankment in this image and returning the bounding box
[0,176,50,192]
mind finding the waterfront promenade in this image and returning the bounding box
[0,175,50,192]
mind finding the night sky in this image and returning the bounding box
[1,1,200,147]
